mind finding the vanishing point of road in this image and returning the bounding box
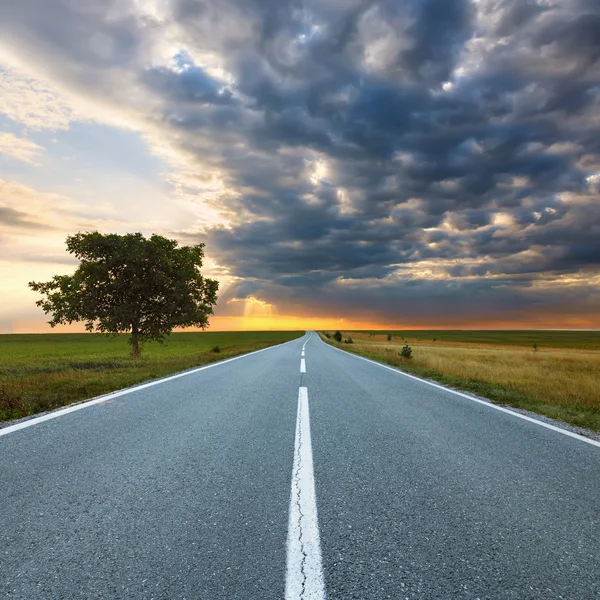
[1,332,598,599]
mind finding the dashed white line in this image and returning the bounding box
[285,387,325,600]
[300,358,306,373]
[302,332,312,352]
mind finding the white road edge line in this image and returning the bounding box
[300,358,306,373]
[321,336,600,449]
[285,386,326,600]
[0,333,310,437]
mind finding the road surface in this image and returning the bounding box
[1,332,598,599]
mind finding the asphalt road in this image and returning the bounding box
[1,332,598,599]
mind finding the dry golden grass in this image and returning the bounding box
[323,331,600,430]
[369,342,600,410]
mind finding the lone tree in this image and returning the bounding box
[29,232,219,358]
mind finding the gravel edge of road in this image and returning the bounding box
[320,335,600,444]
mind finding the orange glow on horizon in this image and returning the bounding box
[4,311,600,334]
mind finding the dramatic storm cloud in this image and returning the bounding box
[1,0,599,329]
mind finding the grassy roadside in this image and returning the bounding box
[0,331,303,422]
[319,331,600,432]
[351,329,600,350]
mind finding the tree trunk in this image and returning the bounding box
[131,323,140,359]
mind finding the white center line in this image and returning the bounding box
[302,332,312,352]
[301,350,305,358]
[300,358,306,373]
[285,387,325,600]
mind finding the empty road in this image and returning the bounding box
[1,332,599,599]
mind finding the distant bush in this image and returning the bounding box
[344,337,354,344]
[399,344,412,359]
[324,332,331,338]
[333,331,343,343]
[533,343,538,352]
[211,345,220,353]
[387,334,392,341]
[433,337,436,342]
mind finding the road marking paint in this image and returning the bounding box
[301,350,305,358]
[0,334,310,438]
[302,332,313,352]
[285,387,326,600]
[300,358,306,373]
[322,337,600,449]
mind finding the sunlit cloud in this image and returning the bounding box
[0,132,44,165]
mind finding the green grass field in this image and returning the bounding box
[0,331,303,422]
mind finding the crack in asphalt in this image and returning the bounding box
[293,394,308,599]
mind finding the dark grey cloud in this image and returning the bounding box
[0,206,49,229]
[2,0,600,324]
[141,52,236,107]
[397,0,473,84]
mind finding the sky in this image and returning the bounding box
[0,0,599,333]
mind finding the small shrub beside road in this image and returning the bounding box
[400,344,412,358]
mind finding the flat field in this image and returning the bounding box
[321,330,600,432]
[0,331,303,422]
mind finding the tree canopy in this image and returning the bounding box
[29,232,219,357]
